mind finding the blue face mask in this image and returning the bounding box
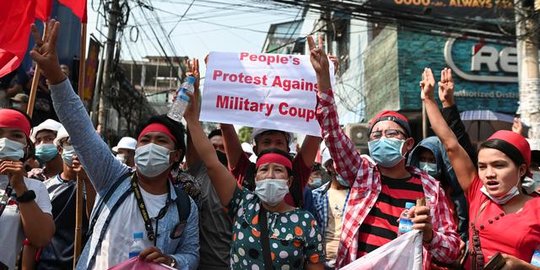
[419,161,438,177]
[35,143,58,163]
[61,145,76,166]
[310,178,323,188]
[368,138,405,168]
[336,175,350,187]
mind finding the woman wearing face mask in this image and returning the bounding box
[422,67,540,269]
[0,109,55,269]
[184,88,324,270]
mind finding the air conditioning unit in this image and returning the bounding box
[345,123,370,147]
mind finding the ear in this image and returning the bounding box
[403,137,415,153]
[518,164,528,178]
[252,145,259,156]
[287,176,293,188]
[170,149,182,163]
[57,145,63,154]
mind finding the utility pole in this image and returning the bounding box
[98,0,121,134]
[515,0,540,147]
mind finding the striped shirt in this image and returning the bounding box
[357,175,424,256]
[316,89,461,269]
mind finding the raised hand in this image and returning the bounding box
[420,68,436,101]
[438,68,455,107]
[512,117,523,135]
[307,35,331,91]
[186,58,200,91]
[29,20,65,85]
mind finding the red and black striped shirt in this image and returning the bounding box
[357,174,424,256]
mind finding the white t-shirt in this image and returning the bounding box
[0,175,52,269]
[93,187,168,269]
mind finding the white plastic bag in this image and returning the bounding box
[340,230,423,270]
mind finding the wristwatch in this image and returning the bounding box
[169,256,177,268]
[16,190,36,203]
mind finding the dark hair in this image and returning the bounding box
[257,148,302,207]
[136,115,186,160]
[208,129,222,139]
[479,139,525,168]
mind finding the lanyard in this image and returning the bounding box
[130,174,171,245]
[0,183,13,218]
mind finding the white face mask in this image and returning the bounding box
[115,153,126,164]
[254,178,289,206]
[480,185,520,205]
[0,138,25,161]
[134,143,172,177]
[419,161,438,177]
[61,145,76,166]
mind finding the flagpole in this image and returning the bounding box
[27,22,48,118]
[73,22,86,268]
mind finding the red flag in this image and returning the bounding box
[35,0,53,21]
[0,0,36,78]
[58,0,87,23]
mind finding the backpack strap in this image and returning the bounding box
[173,185,191,224]
[87,171,132,237]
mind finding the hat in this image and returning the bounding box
[31,119,63,141]
[487,130,531,167]
[54,126,69,147]
[251,128,293,144]
[0,109,31,137]
[10,93,29,103]
[112,137,137,152]
[368,110,411,137]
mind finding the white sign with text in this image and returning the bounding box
[201,51,333,137]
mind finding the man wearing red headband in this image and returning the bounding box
[307,36,460,269]
[30,21,198,270]
[0,109,54,269]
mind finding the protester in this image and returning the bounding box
[308,162,324,189]
[208,129,225,153]
[308,35,460,268]
[30,20,199,270]
[422,67,540,269]
[0,108,54,269]
[312,144,350,269]
[183,84,324,269]
[112,136,137,168]
[28,119,64,181]
[22,126,92,269]
[10,93,29,112]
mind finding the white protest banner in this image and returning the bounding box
[200,51,333,137]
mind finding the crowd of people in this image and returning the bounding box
[0,19,539,270]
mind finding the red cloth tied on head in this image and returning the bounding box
[138,123,177,144]
[487,130,531,167]
[256,153,292,170]
[0,109,31,137]
[369,110,411,137]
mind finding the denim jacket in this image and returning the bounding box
[50,80,199,270]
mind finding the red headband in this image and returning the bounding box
[0,109,31,137]
[487,130,531,167]
[138,123,177,143]
[256,153,292,170]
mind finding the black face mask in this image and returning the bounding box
[216,150,228,166]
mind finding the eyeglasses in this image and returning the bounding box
[369,129,406,140]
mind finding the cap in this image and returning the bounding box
[54,126,69,147]
[368,110,411,137]
[251,128,293,144]
[487,130,531,167]
[31,119,63,141]
[112,137,137,152]
[10,93,29,103]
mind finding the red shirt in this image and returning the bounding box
[230,152,311,207]
[466,176,540,268]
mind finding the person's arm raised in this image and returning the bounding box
[421,68,476,192]
[184,84,236,206]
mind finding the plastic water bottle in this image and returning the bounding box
[398,202,415,235]
[167,76,196,122]
[128,232,145,258]
[531,249,540,266]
